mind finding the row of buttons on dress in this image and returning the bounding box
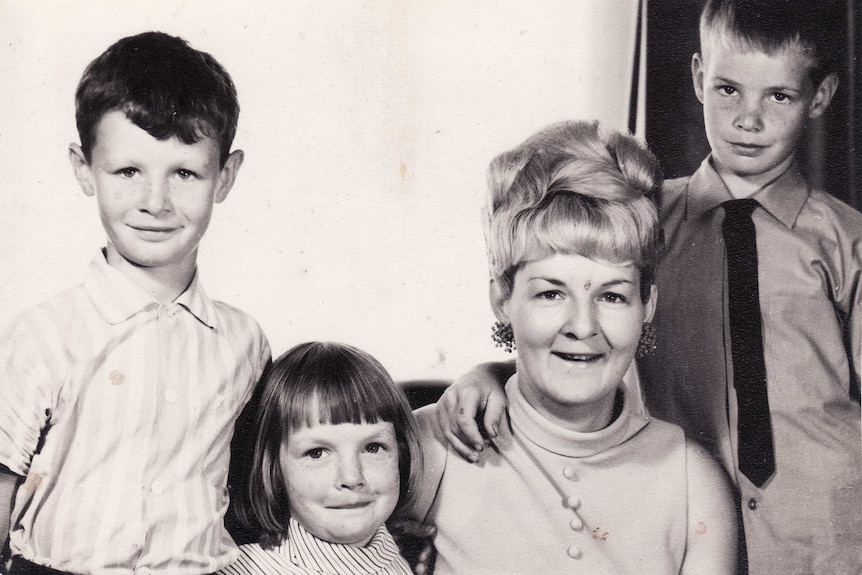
[562,465,584,560]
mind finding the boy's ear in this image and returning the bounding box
[489,279,511,325]
[644,284,658,324]
[691,53,706,104]
[807,73,839,120]
[214,149,244,204]
[69,144,95,197]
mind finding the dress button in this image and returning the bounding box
[747,498,757,510]
[567,545,582,559]
[562,466,576,480]
[569,516,584,531]
[566,495,581,509]
[151,480,165,495]
[164,389,178,404]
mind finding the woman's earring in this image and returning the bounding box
[492,321,515,353]
[637,322,657,358]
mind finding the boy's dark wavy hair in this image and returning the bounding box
[700,0,845,86]
[75,31,239,166]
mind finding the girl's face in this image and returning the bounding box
[494,252,655,432]
[280,419,401,547]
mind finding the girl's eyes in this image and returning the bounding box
[304,448,326,459]
[365,442,388,454]
[719,85,737,95]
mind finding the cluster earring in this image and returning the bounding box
[492,321,515,353]
[637,322,657,358]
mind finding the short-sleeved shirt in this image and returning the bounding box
[217,517,412,575]
[0,251,271,574]
[640,157,862,574]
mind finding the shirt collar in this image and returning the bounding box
[279,517,406,574]
[685,155,810,228]
[84,249,217,328]
[504,375,650,458]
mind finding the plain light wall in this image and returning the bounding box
[0,0,640,382]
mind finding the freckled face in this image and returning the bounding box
[281,420,401,547]
[496,253,655,431]
[71,111,237,274]
[693,38,824,185]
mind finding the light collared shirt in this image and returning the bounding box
[640,157,862,574]
[218,517,412,575]
[0,251,271,574]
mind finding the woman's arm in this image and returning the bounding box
[434,361,514,461]
[680,441,738,575]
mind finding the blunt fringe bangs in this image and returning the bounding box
[246,342,422,549]
[700,0,844,84]
[75,31,239,165]
[484,120,661,302]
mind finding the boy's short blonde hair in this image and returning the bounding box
[699,0,843,85]
[483,120,661,302]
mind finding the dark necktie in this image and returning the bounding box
[722,199,775,487]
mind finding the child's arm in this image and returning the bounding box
[679,442,737,575]
[0,465,19,551]
[434,361,514,461]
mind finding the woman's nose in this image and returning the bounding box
[336,454,365,489]
[563,301,598,340]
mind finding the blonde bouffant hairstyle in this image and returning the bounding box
[483,120,662,302]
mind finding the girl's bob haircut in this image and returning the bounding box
[483,120,662,303]
[245,341,422,549]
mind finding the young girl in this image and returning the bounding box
[219,341,422,575]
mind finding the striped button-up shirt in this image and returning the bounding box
[218,517,412,575]
[0,251,271,574]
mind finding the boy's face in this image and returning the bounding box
[70,111,242,276]
[692,36,836,185]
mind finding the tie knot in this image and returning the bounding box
[723,199,759,220]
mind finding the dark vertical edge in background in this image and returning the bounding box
[629,0,644,135]
[850,0,861,210]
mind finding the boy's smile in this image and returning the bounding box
[692,38,835,192]
[70,111,242,289]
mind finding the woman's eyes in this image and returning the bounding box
[719,85,737,95]
[536,290,563,300]
[600,292,629,304]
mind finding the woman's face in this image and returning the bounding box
[495,252,655,432]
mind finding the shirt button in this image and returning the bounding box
[164,389,178,404]
[567,545,582,559]
[151,480,165,495]
[569,516,584,531]
[562,466,577,480]
[747,498,757,510]
[566,495,581,510]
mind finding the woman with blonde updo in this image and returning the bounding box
[407,121,736,574]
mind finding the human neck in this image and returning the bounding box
[519,379,618,433]
[104,247,197,304]
[713,156,795,199]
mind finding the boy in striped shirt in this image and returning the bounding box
[0,32,270,575]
